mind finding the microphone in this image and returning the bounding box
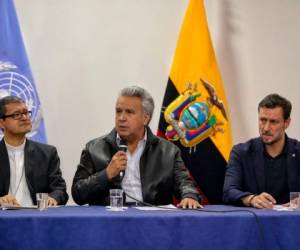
[119,139,127,178]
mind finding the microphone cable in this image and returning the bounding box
[193,207,265,250]
[124,192,172,209]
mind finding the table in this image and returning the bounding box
[0,205,299,250]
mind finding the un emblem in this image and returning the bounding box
[0,61,43,138]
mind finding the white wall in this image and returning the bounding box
[14,0,300,203]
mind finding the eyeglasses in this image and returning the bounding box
[1,110,32,120]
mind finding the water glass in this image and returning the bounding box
[290,192,300,210]
[109,189,123,211]
[36,193,48,211]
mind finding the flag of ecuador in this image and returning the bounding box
[157,0,232,204]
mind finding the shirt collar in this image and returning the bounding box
[263,138,288,158]
[116,129,147,147]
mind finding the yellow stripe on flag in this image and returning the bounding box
[169,0,232,161]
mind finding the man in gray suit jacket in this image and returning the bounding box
[223,94,300,208]
[0,96,68,206]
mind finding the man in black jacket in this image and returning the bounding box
[72,86,201,208]
[0,96,68,206]
[223,94,300,208]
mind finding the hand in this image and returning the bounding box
[106,151,127,180]
[250,192,276,209]
[282,202,289,207]
[177,198,203,209]
[47,197,58,207]
[0,194,20,206]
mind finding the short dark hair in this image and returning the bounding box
[258,93,292,120]
[0,95,25,118]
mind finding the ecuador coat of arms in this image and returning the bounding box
[164,79,228,148]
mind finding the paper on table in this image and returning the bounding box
[105,206,128,211]
[0,204,37,210]
[273,205,294,211]
[134,204,177,211]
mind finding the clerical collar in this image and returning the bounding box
[4,138,26,151]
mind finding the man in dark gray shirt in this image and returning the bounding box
[223,93,300,208]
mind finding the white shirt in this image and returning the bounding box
[117,133,147,203]
[5,139,33,206]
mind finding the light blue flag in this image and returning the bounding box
[0,0,47,142]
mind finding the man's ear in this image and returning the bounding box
[143,113,151,126]
[0,119,4,130]
[0,118,6,132]
[284,117,291,129]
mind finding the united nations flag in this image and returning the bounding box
[0,0,47,142]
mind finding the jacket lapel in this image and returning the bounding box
[0,140,10,195]
[252,139,266,193]
[104,130,123,187]
[24,140,35,197]
[286,139,299,191]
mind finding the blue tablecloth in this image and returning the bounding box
[0,205,300,250]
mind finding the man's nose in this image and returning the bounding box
[20,113,30,120]
[118,112,126,121]
[263,121,271,131]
